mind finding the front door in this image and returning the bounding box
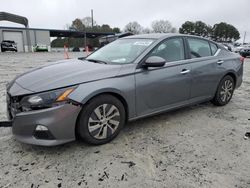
[135,37,192,117]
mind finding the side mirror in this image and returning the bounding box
[143,56,166,68]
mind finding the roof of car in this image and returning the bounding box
[124,33,176,39]
[124,33,210,41]
[2,40,15,43]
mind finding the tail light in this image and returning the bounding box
[240,56,244,63]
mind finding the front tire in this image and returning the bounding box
[76,94,125,145]
[212,75,235,106]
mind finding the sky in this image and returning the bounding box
[0,0,249,42]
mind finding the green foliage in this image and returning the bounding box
[112,27,121,33]
[71,18,85,31]
[51,37,84,48]
[179,21,240,42]
[212,22,240,42]
[179,21,195,35]
[179,21,211,37]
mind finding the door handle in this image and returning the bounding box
[217,60,224,65]
[180,69,190,74]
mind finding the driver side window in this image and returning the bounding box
[150,38,185,62]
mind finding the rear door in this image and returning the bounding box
[186,37,224,100]
[135,37,192,117]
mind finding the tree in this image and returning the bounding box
[71,18,85,31]
[82,16,96,28]
[151,20,176,33]
[194,21,210,37]
[142,28,152,34]
[113,27,121,33]
[179,21,211,37]
[212,22,240,42]
[179,21,240,42]
[124,21,143,34]
[101,24,112,32]
[179,21,195,35]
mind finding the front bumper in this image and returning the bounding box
[240,52,250,57]
[11,104,81,146]
[2,46,17,51]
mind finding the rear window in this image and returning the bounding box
[187,38,211,58]
[210,43,218,55]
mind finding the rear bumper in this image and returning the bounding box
[11,104,81,146]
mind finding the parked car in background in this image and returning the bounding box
[5,33,243,146]
[234,46,244,53]
[239,46,250,57]
[234,45,250,53]
[34,44,48,52]
[1,40,17,52]
[72,47,80,52]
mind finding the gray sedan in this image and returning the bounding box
[6,34,244,146]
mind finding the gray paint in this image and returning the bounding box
[6,33,243,146]
[12,104,81,146]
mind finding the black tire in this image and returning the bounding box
[76,94,126,145]
[212,75,235,106]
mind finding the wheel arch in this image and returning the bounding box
[224,71,237,88]
[213,71,237,99]
[75,88,129,121]
[74,90,129,140]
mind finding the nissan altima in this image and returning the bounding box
[6,33,244,146]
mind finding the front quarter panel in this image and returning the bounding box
[68,65,136,119]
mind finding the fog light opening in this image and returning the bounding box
[34,125,55,140]
[35,125,48,131]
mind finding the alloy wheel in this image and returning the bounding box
[220,79,234,102]
[88,104,120,140]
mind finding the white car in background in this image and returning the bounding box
[33,44,48,52]
[234,45,250,53]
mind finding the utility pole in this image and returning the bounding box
[243,31,246,44]
[91,9,94,28]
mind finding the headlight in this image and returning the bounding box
[20,86,77,111]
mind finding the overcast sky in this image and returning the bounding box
[0,0,249,42]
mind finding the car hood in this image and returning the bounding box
[8,59,122,96]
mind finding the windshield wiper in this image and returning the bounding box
[87,59,107,64]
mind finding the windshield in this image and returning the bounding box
[86,38,155,64]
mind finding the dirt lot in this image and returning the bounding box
[0,52,250,188]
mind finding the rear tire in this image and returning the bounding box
[76,94,125,145]
[212,75,235,106]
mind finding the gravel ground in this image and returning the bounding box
[0,52,250,188]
